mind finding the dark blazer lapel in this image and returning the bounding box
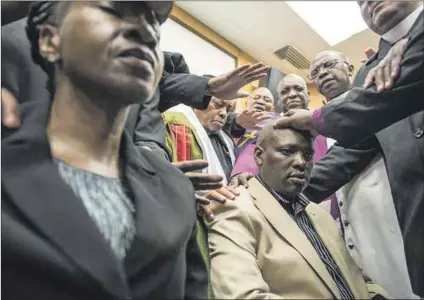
[1,100,130,299]
[248,178,340,298]
[122,132,168,274]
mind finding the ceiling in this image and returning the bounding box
[176,1,380,82]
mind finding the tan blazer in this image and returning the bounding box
[207,178,388,299]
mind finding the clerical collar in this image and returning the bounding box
[382,5,423,44]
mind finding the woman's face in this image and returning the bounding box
[42,1,165,105]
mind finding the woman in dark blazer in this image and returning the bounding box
[1,2,207,299]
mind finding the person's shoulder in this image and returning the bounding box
[162,110,192,127]
[210,186,259,219]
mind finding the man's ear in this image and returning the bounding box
[253,145,264,167]
[38,24,61,64]
[348,64,355,77]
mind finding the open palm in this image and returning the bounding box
[207,63,270,100]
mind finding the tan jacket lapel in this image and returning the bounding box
[248,178,341,298]
[306,205,363,299]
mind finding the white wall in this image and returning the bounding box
[160,19,236,76]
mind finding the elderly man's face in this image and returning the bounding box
[277,76,309,113]
[358,1,420,35]
[310,52,353,101]
[195,97,230,133]
[246,87,274,112]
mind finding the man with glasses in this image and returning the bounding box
[306,50,416,298]
[277,1,423,296]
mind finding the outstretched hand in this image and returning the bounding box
[172,160,223,191]
[207,63,270,100]
[235,110,271,130]
[363,38,408,92]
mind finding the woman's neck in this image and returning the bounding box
[48,79,129,178]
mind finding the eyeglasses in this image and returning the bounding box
[308,59,349,80]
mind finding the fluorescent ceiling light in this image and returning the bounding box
[286,1,368,46]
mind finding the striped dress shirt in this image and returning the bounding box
[256,175,355,300]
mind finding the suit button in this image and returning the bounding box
[413,128,423,138]
[344,220,349,227]
[348,244,354,249]
[339,201,343,207]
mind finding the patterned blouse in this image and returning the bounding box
[55,159,135,260]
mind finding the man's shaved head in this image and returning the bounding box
[312,50,350,65]
[257,123,312,149]
[257,123,276,148]
[277,74,307,93]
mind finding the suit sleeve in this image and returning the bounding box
[185,223,208,300]
[313,16,424,146]
[127,92,171,161]
[158,73,210,112]
[304,138,379,202]
[207,196,284,299]
[224,112,246,138]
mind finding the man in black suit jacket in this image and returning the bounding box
[298,2,424,296]
[274,2,423,147]
[2,2,207,299]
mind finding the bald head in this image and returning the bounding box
[247,87,274,112]
[276,74,309,113]
[257,123,313,148]
[313,51,350,65]
[310,50,354,101]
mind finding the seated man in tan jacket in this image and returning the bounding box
[207,124,388,299]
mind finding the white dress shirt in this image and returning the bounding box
[383,5,423,44]
[327,87,418,298]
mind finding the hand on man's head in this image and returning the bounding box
[273,109,318,137]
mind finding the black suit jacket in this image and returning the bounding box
[126,51,211,160]
[317,13,424,146]
[305,12,424,297]
[1,97,208,299]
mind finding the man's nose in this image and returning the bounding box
[288,89,298,98]
[218,109,228,119]
[317,67,329,80]
[292,153,307,169]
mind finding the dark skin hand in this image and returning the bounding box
[229,172,254,188]
[273,39,406,134]
[172,160,224,191]
[207,63,270,100]
[363,38,408,92]
[199,172,253,219]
